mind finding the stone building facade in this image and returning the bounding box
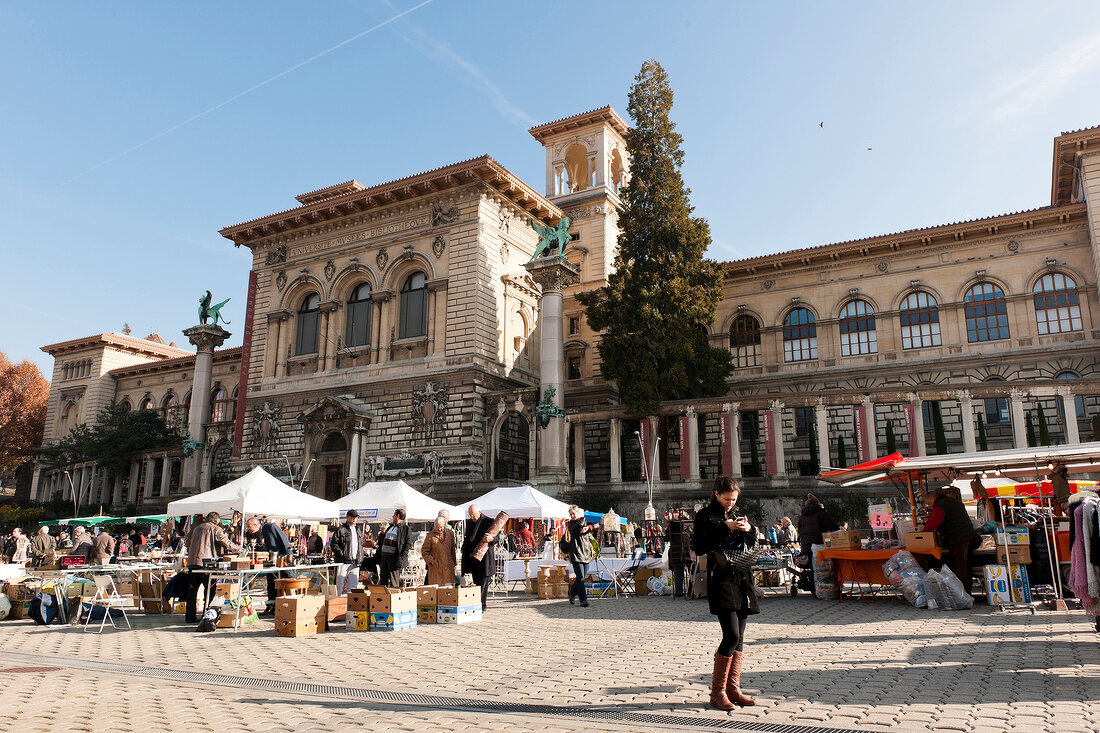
[29,110,1100,516]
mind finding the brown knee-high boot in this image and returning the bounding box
[726,650,757,706]
[709,653,734,710]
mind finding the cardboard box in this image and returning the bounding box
[7,600,30,620]
[230,558,251,570]
[367,587,417,615]
[214,582,241,600]
[437,604,481,624]
[984,564,1032,605]
[325,596,347,623]
[274,594,326,630]
[346,610,370,631]
[369,609,416,631]
[417,607,437,624]
[348,589,370,612]
[995,526,1030,546]
[995,544,1032,565]
[138,582,169,613]
[904,532,940,551]
[274,618,322,637]
[4,581,40,602]
[823,531,861,550]
[414,585,437,607]
[436,586,480,608]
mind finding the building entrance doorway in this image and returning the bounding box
[324,465,343,500]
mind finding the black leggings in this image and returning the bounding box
[716,610,748,656]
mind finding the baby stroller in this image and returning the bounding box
[789,552,815,597]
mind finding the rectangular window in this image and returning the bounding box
[569,317,579,336]
[794,406,813,438]
[567,357,581,380]
[985,397,1009,425]
[399,290,427,339]
[295,311,320,355]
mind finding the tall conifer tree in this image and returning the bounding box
[578,60,731,416]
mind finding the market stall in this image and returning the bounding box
[336,480,456,523]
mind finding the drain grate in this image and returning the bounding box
[0,652,853,733]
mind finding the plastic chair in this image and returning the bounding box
[84,575,131,633]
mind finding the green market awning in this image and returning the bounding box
[39,515,120,527]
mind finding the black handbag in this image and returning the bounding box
[713,533,761,573]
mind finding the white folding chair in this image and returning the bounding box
[84,574,131,633]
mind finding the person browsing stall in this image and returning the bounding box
[331,510,366,593]
[422,516,458,587]
[92,527,116,564]
[461,504,495,613]
[245,516,293,612]
[693,476,760,710]
[923,488,980,591]
[377,509,414,587]
[184,512,242,623]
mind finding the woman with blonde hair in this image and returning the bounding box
[421,515,457,587]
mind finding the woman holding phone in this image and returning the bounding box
[693,476,759,710]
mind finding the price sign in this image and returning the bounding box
[868,503,893,530]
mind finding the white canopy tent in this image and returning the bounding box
[335,480,456,523]
[166,466,339,521]
[455,485,574,520]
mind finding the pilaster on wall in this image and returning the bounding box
[1078,149,1100,297]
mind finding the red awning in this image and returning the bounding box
[818,452,904,485]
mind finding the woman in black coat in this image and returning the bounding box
[693,476,759,710]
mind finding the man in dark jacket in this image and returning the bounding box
[797,494,838,557]
[665,511,696,597]
[331,510,364,593]
[461,504,495,612]
[376,509,414,587]
[246,516,293,610]
[924,489,979,589]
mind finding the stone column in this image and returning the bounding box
[861,396,878,461]
[729,404,742,478]
[159,457,172,497]
[142,455,156,504]
[910,394,927,457]
[814,401,830,469]
[958,391,977,453]
[608,418,622,483]
[686,407,701,480]
[127,460,140,504]
[524,254,580,492]
[1060,388,1081,444]
[572,421,586,484]
[771,400,787,477]
[348,432,362,491]
[1009,389,1027,449]
[181,325,231,492]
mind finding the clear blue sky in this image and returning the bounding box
[4,1,1100,377]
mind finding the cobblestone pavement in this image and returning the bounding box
[0,593,1097,732]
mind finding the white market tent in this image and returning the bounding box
[455,485,574,520]
[336,480,456,523]
[166,466,339,521]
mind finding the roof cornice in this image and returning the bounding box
[41,333,191,359]
[528,106,629,142]
[108,346,242,378]
[219,156,562,246]
[723,203,1087,277]
[1051,125,1100,206]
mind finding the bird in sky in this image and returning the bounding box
[819,121,824,128]
[867,145,873,151]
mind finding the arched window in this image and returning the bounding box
[729,315,762,368]
[964,283,1010,343]
[162,393,179,424]
[117,399,132,414]
[839,300,877,356]
[899,291,941,349]
[1034,273,1082,335]
[139,397,154,412]
[1056,371,1086,419]
[320,432,347,453]
[399,272,427,340]
[211,387,235,423]
[295,293,321,355]
[346,283,372,348]
[783,308,817,363]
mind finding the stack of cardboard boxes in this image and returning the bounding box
[273,595,326,637]
[346,588,371,630]
[436,586,481,624]
[2,579,41,619]
[416,586,438,624]
[984,526,1032,604]
[368,586,417,631]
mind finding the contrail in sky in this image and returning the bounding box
[65,0,435,183]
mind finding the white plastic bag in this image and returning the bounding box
[811,543,836,600]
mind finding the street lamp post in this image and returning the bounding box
[635,431,660,522]
[63,469,83,518]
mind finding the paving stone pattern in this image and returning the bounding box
[0,594,1097,732]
